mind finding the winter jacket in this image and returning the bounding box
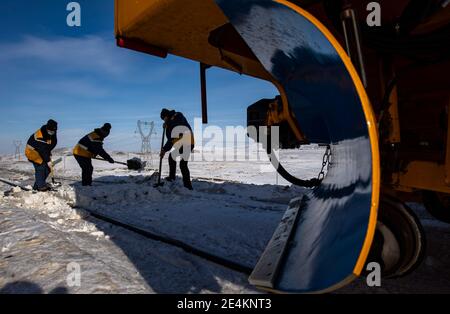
[25,125,57,165]
[73,129,113,161]
[163,111,195,152]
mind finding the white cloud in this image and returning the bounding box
[29,78,110,98]
[0,35,126,75]
[0,34,193,97]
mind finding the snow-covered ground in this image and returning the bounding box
[1,147,449,294]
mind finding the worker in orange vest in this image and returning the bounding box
[25,119,58,191]
[73,123,114,186]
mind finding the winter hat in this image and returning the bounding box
[160,108,171,120]
[46,119,58,131]
[101,123,112,132]
[98,123,111,137]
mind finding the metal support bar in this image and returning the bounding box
[387,86,401,143]
[200,63,211,124]
[341,7,368,87]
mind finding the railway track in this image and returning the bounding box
[78,206,254,275]
[0,166,257,277]
[0,167,246,186]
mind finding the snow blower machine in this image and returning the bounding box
[114,0,449,293]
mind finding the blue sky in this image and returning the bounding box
[0,0,277,154]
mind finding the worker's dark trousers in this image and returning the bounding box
[74,155,94,186]
[168,145,193,189]
[32,162,50,190]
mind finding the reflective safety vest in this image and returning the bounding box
[25,128,54,165]
[73,131,103,158]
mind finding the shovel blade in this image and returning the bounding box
[127,158,145,170]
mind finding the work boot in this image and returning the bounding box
[165,176,175,182]
[37,186,51,192]
[184,181,193,191]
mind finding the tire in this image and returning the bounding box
[422,191,450,224]
[366,196,427,278]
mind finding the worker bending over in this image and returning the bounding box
[25,119,58,192]
[73,123,114,186]
[160,109,195,190]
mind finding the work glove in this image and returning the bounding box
[107,157,115,164]
[159,150,166,159]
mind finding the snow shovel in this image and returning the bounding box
[49,157,63,187]
[93,157,144,171]
[153,127,166,188]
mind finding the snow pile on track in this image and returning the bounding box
[0,173,305,264]
[1,187,105,238]
[72,181,161,209]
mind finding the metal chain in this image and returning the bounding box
[317,145,332,181]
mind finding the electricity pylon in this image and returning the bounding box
[13,140,22,161]
[136,120,156,165]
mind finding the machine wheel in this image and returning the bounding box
[366,196,426,278]
[422,191,450,224]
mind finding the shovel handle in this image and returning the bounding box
[93,157,126,166]
[157,126,166,184]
